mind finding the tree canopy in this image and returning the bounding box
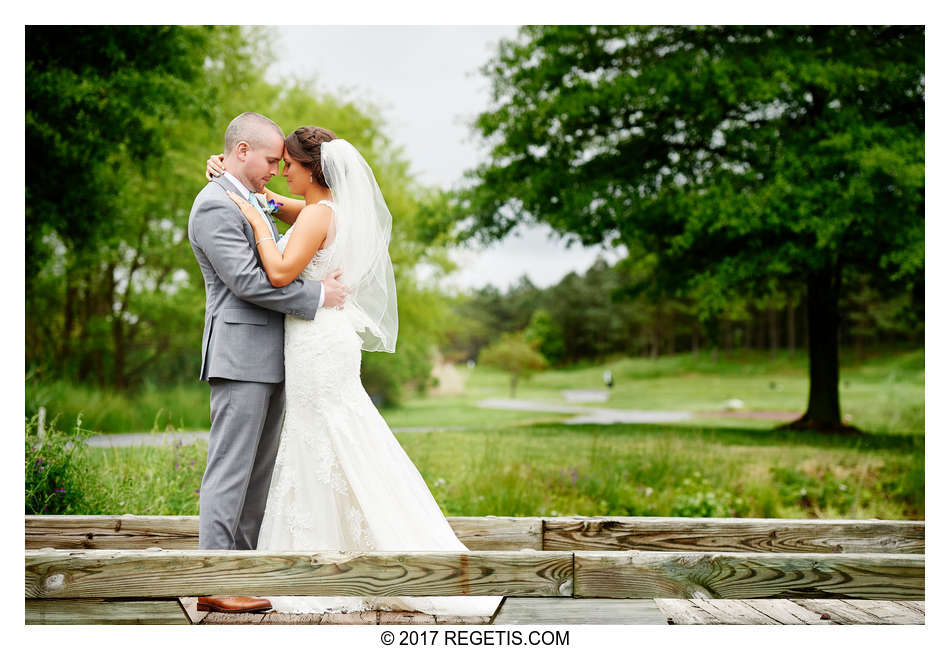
[461,26,924,431]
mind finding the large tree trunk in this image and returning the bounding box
[779,262,860,434]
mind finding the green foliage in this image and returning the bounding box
[72,421,921,520]
[25,415,92,514]
[464,27,923,302]
[478,332,548,396]
[26,26,452,405]
[524,309,566,365]
[670,473,750,518]
[461,26,924,426]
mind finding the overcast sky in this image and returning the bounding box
[267,25,626,291]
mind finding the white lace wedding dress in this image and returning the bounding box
[255,200,503,617]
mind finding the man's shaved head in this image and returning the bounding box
[222,112,285,192]
[224,112,284,154]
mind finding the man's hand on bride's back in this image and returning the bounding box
[321,269,347,309]
[205,153,225,181]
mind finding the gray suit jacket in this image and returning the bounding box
[188,175,322,383]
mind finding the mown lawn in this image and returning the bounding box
[27,347,924,436]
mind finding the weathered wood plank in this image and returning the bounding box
[320,611,379,625]
[574,550,924,600]
[544,516,924,553]
[25,515,544,551]
[201,612,267,625]
[25,598,189,625]
[843,599,925,624]
[654,599,721,625]
[27,515,923,554]
[688,598,779,624]
[894,600,926,615]
[259,612,325,624]
[492,598,667,625]
[660,599,895,624]
[379,611,438,625]
[177,597,209,624]
[26,515,200,550]
[741,598,832,624]
[432,614,492,625]
[447,516,543,551]
[789,599,877,625]
[26,549,573,599]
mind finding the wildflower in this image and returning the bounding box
[194,489,200,494]
[644,487,654,497]
[190,460,196,466]
[55,488,65,493]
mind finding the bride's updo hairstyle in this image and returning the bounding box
[284,126,338,188]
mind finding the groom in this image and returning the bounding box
[187,112,346,613]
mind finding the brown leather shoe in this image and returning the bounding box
[197,596,272,613]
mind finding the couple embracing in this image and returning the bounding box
[188,112,501,617]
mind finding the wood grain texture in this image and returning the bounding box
[492,597,668,625]
[574,550,924,600]
[658,599,923,625]
[25,515,543,551]
[25,598,189,625]
[177,597,208,624]
[841,599,925,624]
[26,515,200,549]
[201,612,267,624]
[543,516,924,553]
[446,516,544,550]
[26,549,573,599]
[654,599,721,625]
[894,600,926,615]
[27,515,923,554]
[740,598,831,624]
[378,611,438,625]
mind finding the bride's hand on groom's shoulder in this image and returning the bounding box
[205,153,225,181]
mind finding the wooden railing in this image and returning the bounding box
[24,515,925,624]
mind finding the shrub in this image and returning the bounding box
[25,414,92,514]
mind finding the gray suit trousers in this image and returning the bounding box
[199,378,285,550]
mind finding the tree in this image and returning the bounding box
[478,332,548,397]
[26,26,455,403]
[461,26,923,432]
[524,309,566,365]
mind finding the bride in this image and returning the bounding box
[206,126,503,618]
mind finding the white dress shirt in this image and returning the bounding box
[221,171,325,309]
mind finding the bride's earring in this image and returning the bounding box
[309,174,313,184]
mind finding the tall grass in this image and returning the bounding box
[26,380,210,434]
[74,422,922,520]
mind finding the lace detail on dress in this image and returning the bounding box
[254,195,502,616]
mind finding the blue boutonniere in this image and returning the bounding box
[265,198,283,216]
[253,193,283,217]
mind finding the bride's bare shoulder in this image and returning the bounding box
[288,202,333,243]
[296,202,333,226]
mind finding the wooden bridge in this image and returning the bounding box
[25,515,925,625]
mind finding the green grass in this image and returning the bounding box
[26,346,924,436]
[26,380,211,434]
[387,346,924,435]
[73,422,923,520]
